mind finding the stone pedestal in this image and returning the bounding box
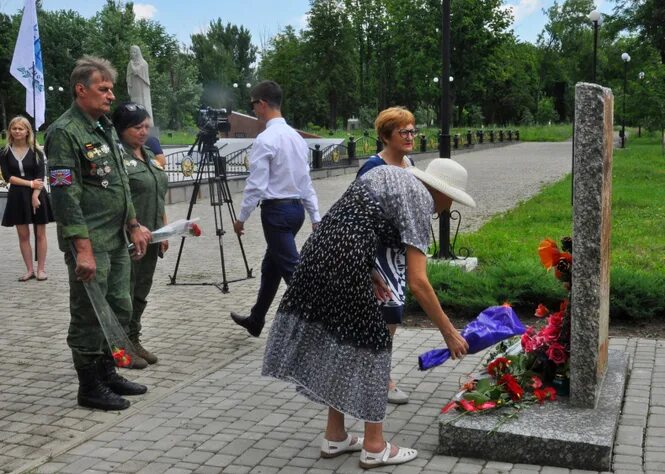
[436,83,626,470]
[438,350,629,471]
[571,83,614,408]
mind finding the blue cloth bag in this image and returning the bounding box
[418,305,526,370]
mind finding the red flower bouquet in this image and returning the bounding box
[442,238,572,420]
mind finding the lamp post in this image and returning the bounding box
[638,71,645,137]
[588,10,603,83]
[621,52,631,149]
[437,0,452,259]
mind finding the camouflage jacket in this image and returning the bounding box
[122,144,168,231]
[45,103,136,252]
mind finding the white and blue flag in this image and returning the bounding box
[10,0,45,129]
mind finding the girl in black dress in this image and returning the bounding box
[0,116,54,281]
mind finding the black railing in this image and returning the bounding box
[163,129,521,182]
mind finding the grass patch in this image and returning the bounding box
[410,136,665,321]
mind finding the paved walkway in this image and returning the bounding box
[1,142,662,473]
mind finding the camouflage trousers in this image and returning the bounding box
[129,243,159,340]
[64,245,132,369]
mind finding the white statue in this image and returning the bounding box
[126,45,153,119]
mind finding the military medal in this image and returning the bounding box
[101,179,109,188]
[130,159,137,167]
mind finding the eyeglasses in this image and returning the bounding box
[249,99,261,109]
[122,103,145,112]
[397,128,419,138]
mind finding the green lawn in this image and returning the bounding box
[414,136,665,321]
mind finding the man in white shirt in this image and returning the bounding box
[231,80,321,337]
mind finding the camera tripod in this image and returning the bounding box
[168,131,253,293]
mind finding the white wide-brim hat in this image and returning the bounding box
[407,159,476,208]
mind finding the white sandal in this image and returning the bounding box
[359,442,418,469]
[320,433,364,458]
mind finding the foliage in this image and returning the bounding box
[304,0,358,129]
[191,18,257,110]
[615,0,665,64]
[1,0,665,131]
[413,137,665,321]
[535,96,560,124]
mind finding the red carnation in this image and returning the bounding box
[530,375,543,389]
[441,401,458,414]
[487,357,511,376]
[500,374,524,401]
[459,399,477,412]
[189,223,202,237]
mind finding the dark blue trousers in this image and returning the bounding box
[250,201,305,323]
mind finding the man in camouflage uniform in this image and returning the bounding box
[46,56,152,411]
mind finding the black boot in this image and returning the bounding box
[98,356,148,396]
[76,362,130,410]
[230,312,264,337]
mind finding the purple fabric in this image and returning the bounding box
[418,305,526,370]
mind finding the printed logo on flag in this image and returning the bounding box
[49,168,72,187]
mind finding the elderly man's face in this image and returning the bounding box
[76,71,115,119]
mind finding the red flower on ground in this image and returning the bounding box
[546,342,568,365]
[459,399,477,412]
[461,379,477,391]
[548,310,564,328]
[487,357,511,376]
[535,304,549,318]
[476,401,497,411]
[521,332,535,352]
[441,401,458,414]
[540,323,561,342]
[500,374,525,400]
[534,386,557,403]
[530,375,543,389]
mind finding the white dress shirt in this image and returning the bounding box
[238,117,321,223]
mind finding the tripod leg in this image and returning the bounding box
[210,175,230,293]
[221,178,253,278]
[169,150,207,285]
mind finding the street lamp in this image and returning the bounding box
[638,71,645,137]
[621,52,630,148]
[588,10,603,83]
[437,0,453,259]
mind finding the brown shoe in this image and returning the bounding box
[132,340,158,365]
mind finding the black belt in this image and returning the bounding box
[260,198,302,207]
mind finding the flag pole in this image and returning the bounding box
[31,62,37,131]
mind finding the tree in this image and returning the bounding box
[615,0,665,64]
[0,13,20,131]
[259,26,325,128]
[304,0,358,129]
[191,19,257,108]
[537,0,596,120]
[39,9,91,124]
[151,52,202,129]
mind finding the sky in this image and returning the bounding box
[0,0,614,47]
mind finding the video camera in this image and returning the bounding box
[197,106,231,135]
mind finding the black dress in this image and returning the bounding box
[0,147,54,226]
[262,166,433,422]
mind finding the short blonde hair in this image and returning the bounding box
[375,107,415,144]
[6,116,36,151]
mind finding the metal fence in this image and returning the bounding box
[163,128,520,179]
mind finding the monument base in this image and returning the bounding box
[427,256,478,272]
[438,350,629,470]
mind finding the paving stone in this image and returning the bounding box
[0,146,660,474]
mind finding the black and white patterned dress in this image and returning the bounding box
[262,166,432,422]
